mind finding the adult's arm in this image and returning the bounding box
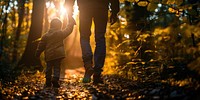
[110,0,120,15]
[109,0,120,25]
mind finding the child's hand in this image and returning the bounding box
[110,13,118,25]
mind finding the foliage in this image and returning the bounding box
[0,0,200,99]
[105,0,200,81]
[0,0,199,84]
[0,0,32,81]
[0,1,31,61]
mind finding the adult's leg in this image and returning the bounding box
[79,9,94,82]
[93,9,108,78]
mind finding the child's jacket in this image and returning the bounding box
[36,23,75,62]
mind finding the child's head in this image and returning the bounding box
[50,17,62,30]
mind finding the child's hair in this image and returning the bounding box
[50,17,62,30]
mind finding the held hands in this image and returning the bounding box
[110,13,118,25]
[68,16,76,26]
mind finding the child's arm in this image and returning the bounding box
[62,17,76,37]
[35,36,47,58]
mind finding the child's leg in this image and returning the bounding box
[52,58,62,88]
[45,61,53,87]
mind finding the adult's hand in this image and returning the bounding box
[35,53,40,60]
[110,13,118,25]
[68,16,76,25]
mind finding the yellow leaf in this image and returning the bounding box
[28,2,33,10]
[162,0,168,4]
[124,52,130,56]
[175,0,183,6]
[110,30,119,40]
[158,37,162,41]
[147,3,158,12]
[145,50,154,53]
[32,38,41,43]
[167,0,175,4]
[163,36,170,41]
[137,1,149,7]
[168,7,176,13]
[24,3,29,7]
[127,0,136,3]
[148,0,160,3]
[135,0,140,3]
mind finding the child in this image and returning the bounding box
[35,17,76,88]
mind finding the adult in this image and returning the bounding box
[65,0,120,84]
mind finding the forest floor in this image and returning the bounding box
[0,67,200,100]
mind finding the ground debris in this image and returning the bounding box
[0,71,200,100]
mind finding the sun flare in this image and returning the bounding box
[60,4,67,16]
[46,0,79,22]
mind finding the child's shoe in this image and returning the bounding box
[44,78,52,89]
[52,77,60,88]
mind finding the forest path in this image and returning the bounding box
[1,67,200,100]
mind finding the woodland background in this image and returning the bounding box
[0,0,200,88]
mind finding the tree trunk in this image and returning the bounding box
[43,4,49,33]
[12,0,25,63]
[18,0,45,67]
[0,2,4,20]
[0,0,10,61]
